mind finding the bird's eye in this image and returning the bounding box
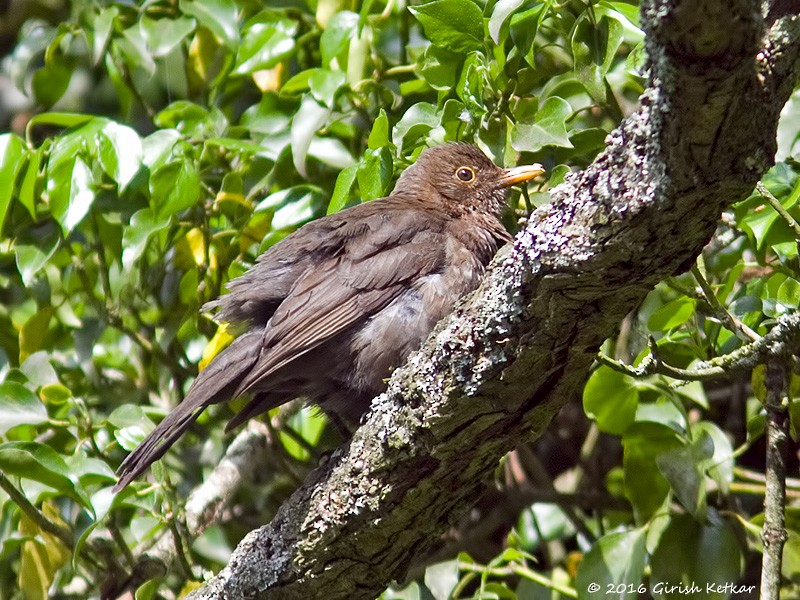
[456,167,475,182]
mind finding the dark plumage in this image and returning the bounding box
[114,143,543,490]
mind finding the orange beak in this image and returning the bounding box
[498,163,545,187]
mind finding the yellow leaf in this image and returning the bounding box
[199,324,234,371]
[252,64,283,91]
[186,227,206,267]
[187,27,222,90]
[214,191,248,206]
[18,502,70,600]
[19,307,53,363]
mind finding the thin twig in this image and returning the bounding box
[596,313,800,382]
[728,482,800,501]
[458,561,578,599]
[757,182,800,239]
[0,471,73,547]
[691,264,760,342]
[734,466,800,490]
[760,363,789,600]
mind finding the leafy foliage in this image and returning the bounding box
[0,0,798,598]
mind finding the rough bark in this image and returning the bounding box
[188,1,800,598]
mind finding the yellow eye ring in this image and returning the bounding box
[455,166,475,182]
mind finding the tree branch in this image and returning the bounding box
[760,363,789,600]
[188,2,800,598]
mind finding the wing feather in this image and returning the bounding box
[232,230,448,397]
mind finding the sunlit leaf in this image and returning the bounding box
[180,0,239,46]
[0,382,48,434]
[150,160,201,218]
[511,96,573,152]
[0,133,27,230]
[409,0,485,54]
[291,96,331,177]
[234,14,297,75]
[0,441,90,508]
[98,121,143,189]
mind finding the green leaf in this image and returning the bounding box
[279,407,327,461]
[456,51,489,115]
[622,422,683,521]
[180,0,239,46]
[18,147,42,218]
[31,59,73,108]
[39,384,72,405]
[572,15,623,102]
[281,68,317,95]
[49,157,94,234]
[488,0,524,44]
[290,96,331,177]
[255,186,325,230]
[139,16,196,57]
[309,69,346,106]
[320,11,359,66]
[738,166,800,252]
[98,122,143,189]
[155,101,227,138]
[150,160,201,218]
[368,109,390,150]
[420,45,462,91]
[598,1,642,30]
[777,277,800,309]
[206,137,266,154]
[0,382,48,434]
[19,307,53,364]
[328,164,359,215]
[655,431,712,518]
[92,6,119,64]
[647,296,696,331]
[511,96,573,152]
[672,377,709,409]
[509,4,547,65]
[357,147,393,201]
[234,13,297,75]
[575,529,647,599]
[693,421,734,495]
[14,222,60,286]
[20,352,59,389]
[142,128,183,171]
[393,103,440,151]
[650,513,743,599]
[424,560,460,600]
[583,366,638,435]
[116,26,157,76]
[284,68,348,105]
[409,0,485,54]
[9,21,55,91]
[0,441,90,508]
[109,405,155,451]
[121,208,170,269]
[0,133,27,231]
[268,186,325,230]
[19,504,70,600]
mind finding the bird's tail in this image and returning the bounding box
[113,329,264,491]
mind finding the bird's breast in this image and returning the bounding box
[348,236,487,393]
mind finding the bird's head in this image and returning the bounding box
[394,143,544,216]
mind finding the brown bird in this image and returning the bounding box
[114,143,543,490]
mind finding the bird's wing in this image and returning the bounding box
[231,224,448,397]
[209,197,420,325]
